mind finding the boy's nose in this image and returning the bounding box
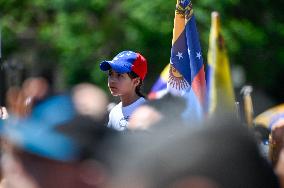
[108,76,118,83]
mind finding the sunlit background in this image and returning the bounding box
[0,0,283,115]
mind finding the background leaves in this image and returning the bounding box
[1,0,283,104]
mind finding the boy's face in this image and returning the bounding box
[107,70,139,97]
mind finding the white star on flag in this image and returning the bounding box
[113,57,119,61]
[119,54,125,58]
[176,52,183,60]
[126,52,132,56]
[196,52,202,59]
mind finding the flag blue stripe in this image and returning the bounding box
[186,16,204,77]
[170,16,204,84]
[171,29,191,83]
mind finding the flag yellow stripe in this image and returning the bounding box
[208,12,235,114]
[160,64,170,81]
[172,0,186,44]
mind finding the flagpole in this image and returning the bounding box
[241,85,254,128]
[235,101,241,121]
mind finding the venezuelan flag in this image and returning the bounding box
[149,0,206,120]
[207,12,235,115]
[148,64,169,100]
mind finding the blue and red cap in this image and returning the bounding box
[100,51,148,80]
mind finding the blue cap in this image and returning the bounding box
[100,51,148,80]
[3,95,80,162]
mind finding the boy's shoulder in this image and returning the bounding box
[109,102,122,114]
[133,97,146,106]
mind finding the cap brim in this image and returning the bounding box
[100,61,131,74]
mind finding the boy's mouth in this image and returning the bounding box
[109,86,117,90]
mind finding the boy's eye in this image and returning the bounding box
[118,74,122,77]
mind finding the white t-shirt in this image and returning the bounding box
[108,97,146,131]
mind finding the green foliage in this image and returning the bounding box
[0,0,283,101]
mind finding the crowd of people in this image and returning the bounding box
[0,50,283,188]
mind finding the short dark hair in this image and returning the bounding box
[128,71,146,98]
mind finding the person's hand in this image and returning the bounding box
[276,149,284,188]
[269,119,284,167]
[0,107,9,120]
[271,119,284,143]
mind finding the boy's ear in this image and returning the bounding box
[133,78,141,87]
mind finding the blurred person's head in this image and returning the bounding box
[1,95,118,188]
[5,77,50,118]
[72,83,108,121]
[147,93,186,119]
[128,93,186,130]
[22,77,50,101]
[112,116,279,188]
[128,105,162,130]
